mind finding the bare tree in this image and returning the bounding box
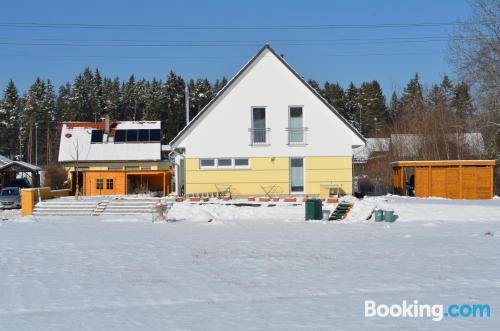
[449,0,500,110]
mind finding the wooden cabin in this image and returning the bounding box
[392,160,495,199]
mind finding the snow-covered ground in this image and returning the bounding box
[1,196,499,330]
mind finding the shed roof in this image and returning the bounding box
[391,160,496,168]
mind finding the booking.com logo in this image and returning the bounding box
[365,300,491,322]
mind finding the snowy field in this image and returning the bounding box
[0,196,499,330]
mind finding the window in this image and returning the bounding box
[234,158,249,167]
[91,130,103,143]
[126,129,138,142]
[288,106,305,144]
[251,107,267,144]
[114,130,126,142]
[138,129,149,142]
[149,129,161,142]
[217,159,232,167]
[96,179,103,190]
[106,179,114,190]
[290,158,304,192]
[200,159,215,168]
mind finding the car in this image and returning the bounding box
[0,187,21,209]
[8,178,32,188]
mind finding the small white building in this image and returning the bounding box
[58,119,173,196]
[170,44,365,197]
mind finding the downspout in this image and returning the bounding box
[168,148,186,196]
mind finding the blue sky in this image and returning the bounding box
[0,0,472,96]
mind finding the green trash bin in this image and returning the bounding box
[383,210,395,222]
[374,209,384,222]
[305,199,322,221]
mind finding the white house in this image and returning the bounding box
[170,44,365,197]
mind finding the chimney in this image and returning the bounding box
[104,115,110,134]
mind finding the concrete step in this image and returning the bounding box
[36,206,96,210]
[33,211,93,216]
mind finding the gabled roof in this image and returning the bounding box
[0,160,41,172]
[58,121,162,162]
[353,138,390,163]
[170,44,365,146]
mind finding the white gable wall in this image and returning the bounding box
[174,48,364,158]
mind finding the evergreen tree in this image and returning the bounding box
[323,81,345,115]
[56,83,72,122]
[24,78,46,164]
[92,68,104,121]
[120,75,138,120]
[101,78,121,120]
[0,80,20,158]
[388,92,399,123]
[213,77,228,95]
[399,73,425,112]
[189,78,212,120]
[357,80,387,136]
[40,80,57,164]
[426,84,447,111]
[144,78,163,120]
[70,68,95,121]
[440,75,454,103]
[452,82,474,117]
[343,82,360,129]
[162,71,186,142]
[307,79,322,93]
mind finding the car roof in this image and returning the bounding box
[2,187,20,190]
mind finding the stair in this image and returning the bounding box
[32,197,173,219]
[329,203,354,221]
[33,200,100,216]
[100,198,160,216]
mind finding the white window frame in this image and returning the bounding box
[200,159,216,169]
[234,158,250,169]
[288,105,307,145]
[251,106,269,145]
[199,158,251,170]
[289,157,306,194]
[217,158,233,168]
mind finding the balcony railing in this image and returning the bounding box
[286,127,308,145]
[249,128,270,145]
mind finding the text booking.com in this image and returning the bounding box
[365,300,491,322]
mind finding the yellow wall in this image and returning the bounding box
[304,157,352,195]
[63,161,172,173]
[185,156,352,196]
[21,188,70,216]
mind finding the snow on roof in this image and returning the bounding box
[58,121,162,162]
[352,138,390,163]
[0,160,41,172]
[0,154,12,166]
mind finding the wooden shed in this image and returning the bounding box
[392,160,495,199]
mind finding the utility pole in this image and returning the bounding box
[35,123,38,166]
[185,82,190,126]
[18,124,22,161]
